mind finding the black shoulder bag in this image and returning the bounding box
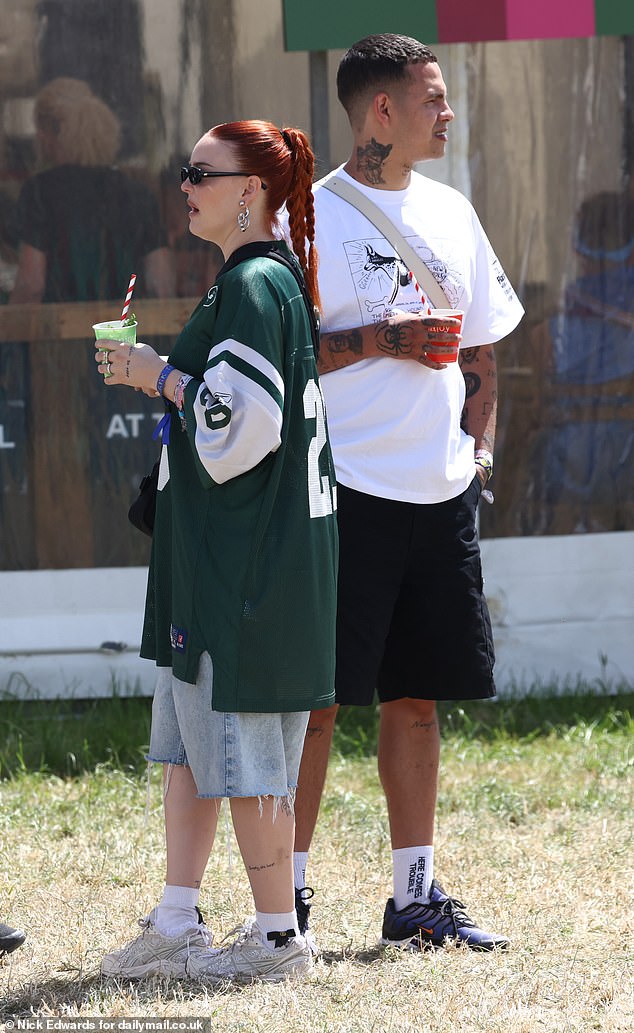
[128,459,160,537]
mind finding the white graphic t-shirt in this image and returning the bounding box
[312,165,524,503]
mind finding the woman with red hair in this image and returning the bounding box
[96,121,337,984]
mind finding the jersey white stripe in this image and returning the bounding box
[207,338,285,401]
[193,364,283,484]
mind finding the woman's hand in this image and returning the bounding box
[95,339,164,396]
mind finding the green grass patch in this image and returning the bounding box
[333,690,633,756]
[0,695,153,778]
[0,690,631,778]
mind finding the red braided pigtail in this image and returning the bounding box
[282,127,322,314]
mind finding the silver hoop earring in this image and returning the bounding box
[237,199,250,232]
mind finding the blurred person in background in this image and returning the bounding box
[528,190,634,532]
[0,190,20,303]
[9,77,174,304]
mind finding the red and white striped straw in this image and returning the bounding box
[120,273,137,322]
[407,270,432,315]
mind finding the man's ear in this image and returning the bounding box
[371,91,393,129]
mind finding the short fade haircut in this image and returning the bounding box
[337,34,437,118]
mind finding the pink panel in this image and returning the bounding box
[436,0,507,43]
[506,0,596,40]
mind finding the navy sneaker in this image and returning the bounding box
[0,922,26,957]
[379,880,509,952]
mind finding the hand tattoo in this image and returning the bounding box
[376,321,414,357]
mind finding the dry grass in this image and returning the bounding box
[1,699,632,1032]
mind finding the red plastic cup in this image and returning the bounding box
[424,309,464,362]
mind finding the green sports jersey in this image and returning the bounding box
[140,241,338,713]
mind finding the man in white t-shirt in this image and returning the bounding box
[292,34,524,952]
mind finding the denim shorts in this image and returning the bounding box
[147,652,309,799]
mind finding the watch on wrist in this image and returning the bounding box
[474,449,493,483]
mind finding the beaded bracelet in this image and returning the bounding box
[156,363,176,396]
[174,373,193,411]
[174,373,193,431]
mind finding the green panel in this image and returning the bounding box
[595,0,634,36]
[282,0,439,52]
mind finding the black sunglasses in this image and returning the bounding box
[180,165,267,189]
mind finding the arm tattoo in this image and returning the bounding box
[459,347,479,365]
[356,137,392,185]
[463,371,481,398]
[375,321,413,356]
[324,329,363,356]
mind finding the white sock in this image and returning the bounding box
[293,851,308,890]
[392,846,434,911]
[154,884,200,936]
[255,910,300,951]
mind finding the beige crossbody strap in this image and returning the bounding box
[323,176,449,309]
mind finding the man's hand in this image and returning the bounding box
[319,311,462,374]
[474,463,489,487]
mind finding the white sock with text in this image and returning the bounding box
[392,846,434,910]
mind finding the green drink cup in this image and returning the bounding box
[93,318,138,377]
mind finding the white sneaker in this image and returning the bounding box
[186,919,313,984]
[101,907,215,979]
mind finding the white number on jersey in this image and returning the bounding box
[303,379,335,518]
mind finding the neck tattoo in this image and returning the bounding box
[356,137,392,185]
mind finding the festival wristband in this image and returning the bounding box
[174,373,193,411]
[156,364,176,396]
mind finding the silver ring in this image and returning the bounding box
[104,362,112,376]
[101,349,110,362]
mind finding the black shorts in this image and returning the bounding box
[334,479,496,705]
